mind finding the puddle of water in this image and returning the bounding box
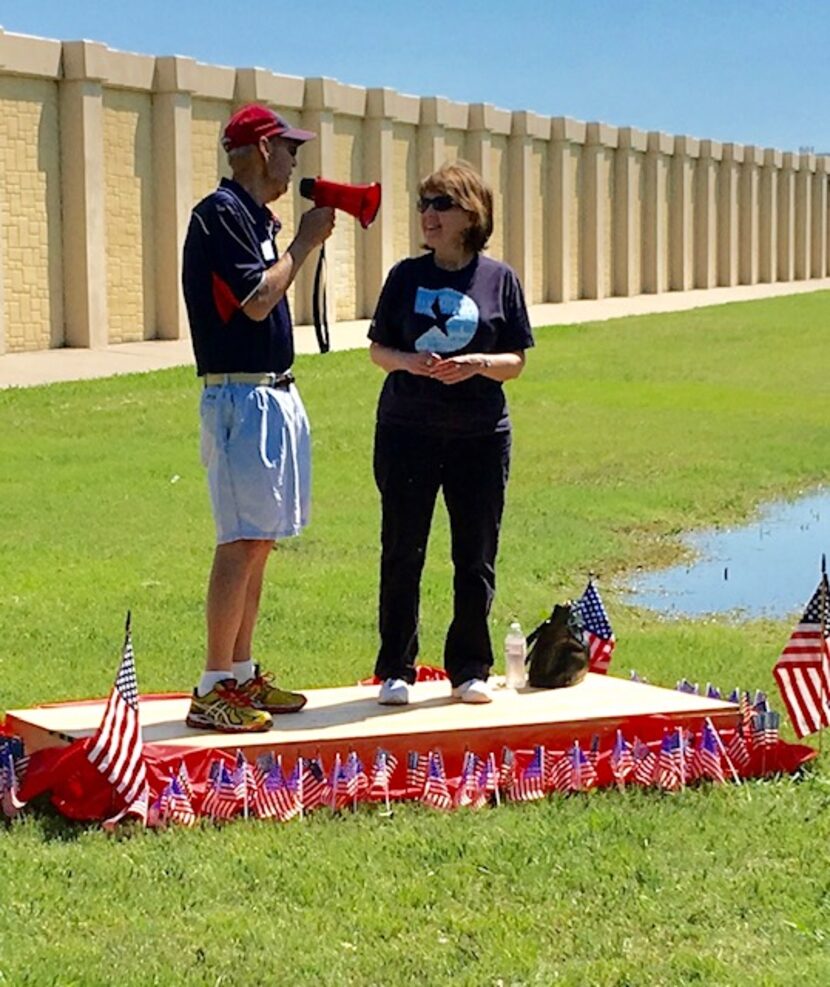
[622,490,829,618]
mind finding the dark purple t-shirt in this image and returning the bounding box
[182,178,294,376]
[368,253,534,436]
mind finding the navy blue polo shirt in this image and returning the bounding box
[182,178,294,375]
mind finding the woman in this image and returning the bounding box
[368,160,534,705]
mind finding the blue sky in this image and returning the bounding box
[3,0,827,153]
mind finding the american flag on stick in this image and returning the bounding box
[471,753,499,810]
[420,752,452,811]
[693,721,726,784]
[86,612,147,810]
[1,746,26,817]
[406,751,428,795]
[156,774,196,827]
[203,761,242,820]
[773,567,830,738]
[610,730,634,787]
[369,749,398,798]
[510,747,545,802]
[577,580,616,674]
[453,751,483,808]
[301,757,330,810]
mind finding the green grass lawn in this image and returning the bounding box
[2,291,830,985]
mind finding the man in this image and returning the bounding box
[181,103,335,732]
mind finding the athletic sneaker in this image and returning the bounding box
[237,664,307,714]
[451,679,493,704]
[378,678,410,706]
[186,679,272,733]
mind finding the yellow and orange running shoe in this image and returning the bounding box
[237,664,307,714]
[186,678,272,733]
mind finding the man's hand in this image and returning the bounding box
[244,207,335,322]
[295,206,335,252]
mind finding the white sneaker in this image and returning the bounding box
[451,679,493,704]
[378,678,410,706]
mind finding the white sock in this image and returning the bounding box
[232,659,256,684]
[197,670,231,697]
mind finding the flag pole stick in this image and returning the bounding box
[383,753,393,816]
[490,753,501,808]
[297,752,305,822]
[705,716,749,800]
[614,729,625,792]
[244,756,250,821]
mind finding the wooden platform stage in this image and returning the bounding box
[7,674,739,776]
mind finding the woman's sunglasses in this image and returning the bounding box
[417,194,457,213]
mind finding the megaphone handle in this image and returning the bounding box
[312,245,330,355]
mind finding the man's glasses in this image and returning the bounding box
[417,194,457,213]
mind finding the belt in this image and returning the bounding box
[203,371,295,389]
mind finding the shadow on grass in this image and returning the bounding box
[2,795,100,843]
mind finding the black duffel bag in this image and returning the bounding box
[525,602,589,689]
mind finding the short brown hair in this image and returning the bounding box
[419,160,493,253]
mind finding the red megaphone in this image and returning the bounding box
[299,177,381,229]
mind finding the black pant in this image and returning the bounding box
[373,422,511,688]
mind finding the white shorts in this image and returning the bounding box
[200,382,311,544]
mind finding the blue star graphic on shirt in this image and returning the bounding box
[413,287,479,353]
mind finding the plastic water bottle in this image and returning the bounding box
[504,621,527,689]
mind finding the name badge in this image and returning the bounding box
[261,239,276,262]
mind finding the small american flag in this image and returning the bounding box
[233,750,259,814]
[571,742,598,791]
[369,749,398,797]
[551,742,597,792]
[632,739,657,786]
[203,761,242,820]
[406,751,428,794]
[301,757,330,810]
[726,727,751,771]
[577,581,615,674]
[510,747,545,802]
[253,758,286,820]
[420,752,452,811]
[752,710,780,749]
[347,752,369,799]
[86,613,147,809]
[275,760,303,822]
[330,755,352,810]
[453,751,483,808]
[693,721,725,784]
[156,774,196,827]
[773,573,830,738]
[1,748,25,817]
[471,754,498,810]
[498,747,516,789]
[654,733,682,791]
[676,679,699,694]
[176,762,195,803]
[610,731,635,786]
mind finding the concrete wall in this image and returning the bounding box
[1,26,829,355]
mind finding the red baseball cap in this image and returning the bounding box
[221,103,316,151]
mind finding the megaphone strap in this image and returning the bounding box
[312,245,330,354]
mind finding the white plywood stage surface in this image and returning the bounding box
[7,674,740,766]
